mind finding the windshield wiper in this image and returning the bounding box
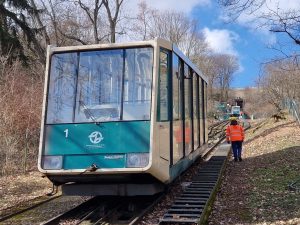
[79,100,98,124]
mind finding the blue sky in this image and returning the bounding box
[191,2,274,88]
[191,1,300,88]
[129,0,300,88]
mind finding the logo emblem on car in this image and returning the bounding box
[89,131,104,144]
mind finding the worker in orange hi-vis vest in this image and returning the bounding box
[226,118,245,162]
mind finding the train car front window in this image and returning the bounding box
[46,53,78,124]
[123,48,153,120]
[46,47,153,124]
[75,50,123,122]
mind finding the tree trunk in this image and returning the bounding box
[110,24,116,43]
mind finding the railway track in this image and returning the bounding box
[208,120,230,142]
[42,195,163,225]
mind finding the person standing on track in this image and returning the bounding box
[226,118,245,162]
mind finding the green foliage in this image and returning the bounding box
[0,18,27,63]
[0,0,40,63]
[5,0,31,9]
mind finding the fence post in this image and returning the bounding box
[282,98,300,126]
[291,100,300,126]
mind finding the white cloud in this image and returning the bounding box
[126,0,211,14]
[202,27,244,81]
[202,27,239,55]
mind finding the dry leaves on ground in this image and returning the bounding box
[0,171,52,212]
[208,118,300,225]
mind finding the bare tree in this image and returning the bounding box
[38,0,61,45]
[131,2,208,58]
[219,0,300,46]
[103,0,124,43]
[77,0,104,44]
[38,0,95,45]
[36,0,78,46]
[259,58,300,111]
[29,0,50,46]
[178,20,207,58]
[148,10,192,45]
[36,0,111,45]
[131,2,191,44]
[218,0,265,19]
[196,55,218,100]
[196,53,238,103]
[213,54,239,102]
[0,56,43,175]
[131,1,152,41]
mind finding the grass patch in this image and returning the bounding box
[248,146,300,222]
[237,208,252,221]
[253,165,298,191]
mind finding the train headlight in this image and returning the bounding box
[126,153,149,168]
[43,156,63,170]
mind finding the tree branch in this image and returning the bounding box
[58,27,87,45]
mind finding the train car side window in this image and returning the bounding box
[157,49,170,121]
[172,57,180,121]
[172,54,183,163]
[184,63,192,155]
[46,53,78,124]
[193,72,200,150]
[204,81,208,143]
[198,76,203,146]
[201,78,206,143]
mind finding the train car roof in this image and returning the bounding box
[47,38,208,83]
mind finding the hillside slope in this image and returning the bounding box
[208,117,300,225]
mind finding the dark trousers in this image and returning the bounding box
[231,141,243,159]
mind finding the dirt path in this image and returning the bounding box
[208,118,300,225]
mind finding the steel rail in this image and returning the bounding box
[42,195,164,225]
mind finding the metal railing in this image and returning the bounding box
[282,99,300,126]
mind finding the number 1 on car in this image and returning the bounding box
[64,129,69,138]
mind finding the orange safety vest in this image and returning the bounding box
[185,127,191,143]
[175,127,191,143]
[226,125,244,142]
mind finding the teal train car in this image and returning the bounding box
[38,38,208,196]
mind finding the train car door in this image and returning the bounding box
[157,49,171,162]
